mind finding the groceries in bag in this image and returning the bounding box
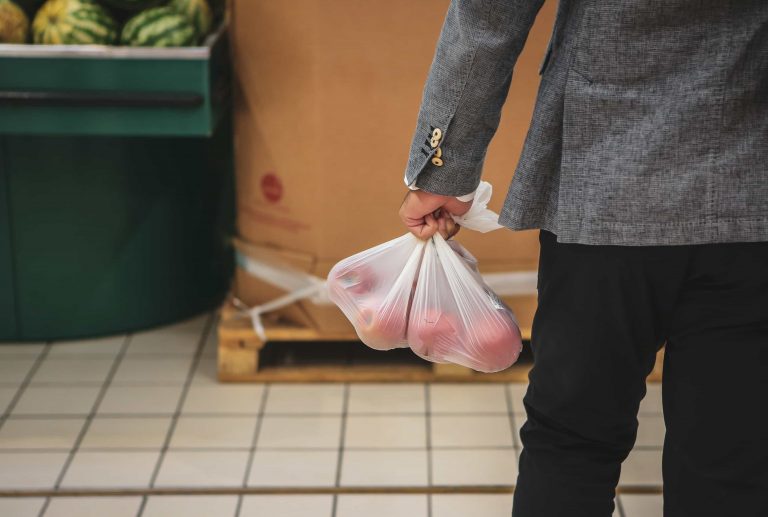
[407,234,522,372]
[327,181,523,372]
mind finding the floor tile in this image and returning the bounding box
[620,449,663,486]
[347,384,425,414]
[431,415,514,448]
[432,448,518,485]
[169,416,257,449]
[240,495,333,517]
[182,383,264,414]
[507,383,528,413]
[60,451,159,488]
[636,415,665,447]
[0,386,18,414]
[142,495,238,517]
[344,415,426,448]
[257,415,341,448]
[13,385,100,416]
[340,450,428,486]
[191,357,218,385]
[639,384,662,414]
[430,384,508,414]
[0,497,46,517]
[248,450,338,487]
[513,413,526,446]
[80,417,171,449]
[0,343,45,357]
[620,494,663,517]
[200,323,218,358]
[264,384,345,414]
[111,356,193,384]
[432,494,514,517]
[98,385,183,415]
[47,336,125,357]
[43,496,142,517]
[336,495,428,517]
[0,418,85,450]
[0,452,69,489]
[30,357,114,384]
[0,357,38,384]
[125,314,209,356]
[154,450,249,487]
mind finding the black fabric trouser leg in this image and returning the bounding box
[511,230,768,517]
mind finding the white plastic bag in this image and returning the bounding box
[327,233,425,351]
[327,180,523,372]
[407,234,523,372]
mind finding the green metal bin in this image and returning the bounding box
[0,23,235,341]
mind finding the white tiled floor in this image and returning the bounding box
[0,312,666,516]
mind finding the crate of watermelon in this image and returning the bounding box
[0,0,229,136]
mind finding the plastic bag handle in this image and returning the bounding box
[449,181,504,233]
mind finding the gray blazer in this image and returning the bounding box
[403,0,768,245]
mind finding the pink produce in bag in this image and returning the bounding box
[407,233,523,373]
[327,233,425,350]
[327,181,522,371]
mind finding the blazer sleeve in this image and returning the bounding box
[403,0,546,197]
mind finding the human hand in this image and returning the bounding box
[398,190,472,240]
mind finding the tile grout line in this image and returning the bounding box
[330,383,350,517]
[37,334,133,517]
[233,382,270,517]
[0,444,529,453]
[0,343,52,432]
[616,493,627,517]
[135,312,216,517]
[425,383,433,517]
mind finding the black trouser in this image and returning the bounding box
[512,230,768,517]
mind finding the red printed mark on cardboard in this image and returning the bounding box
[261,172,283,203]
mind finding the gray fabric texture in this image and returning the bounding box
[403,0,768,245]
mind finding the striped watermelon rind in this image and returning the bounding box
[121,6,198,47]
[0,0,30,43]
[32,0,118,45]
[168,0,212,38]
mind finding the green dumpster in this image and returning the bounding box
[0,23,234,341]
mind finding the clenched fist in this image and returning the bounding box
[399,190,473,240]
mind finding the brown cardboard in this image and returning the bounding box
[231,0,555,331]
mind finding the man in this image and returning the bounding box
[398,1,768,516]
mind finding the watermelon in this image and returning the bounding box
[168,0,210,38]
[0,0,30,43]
[99,0,164,12]
[121,6,197,47]
[32,0,118,45]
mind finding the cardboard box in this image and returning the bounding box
[230,0,556,333]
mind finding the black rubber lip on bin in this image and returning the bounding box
[0,90,204,108]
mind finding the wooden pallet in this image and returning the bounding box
[217,301,663,383]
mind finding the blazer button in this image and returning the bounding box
[434,147,442,158]
[432,127,442,140]
[430,136,440,148]
[431,157,444,166]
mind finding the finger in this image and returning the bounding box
[448,222,461,239]
[437,213,447,235]
[419,211,438,240]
